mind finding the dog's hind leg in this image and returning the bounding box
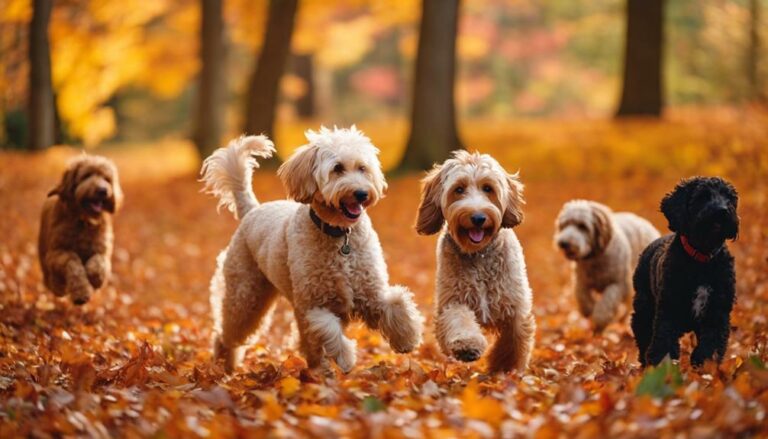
[213,242,277,373]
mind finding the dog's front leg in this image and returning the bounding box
[574,273,594,317]
[354,285,423,354]
[591,283,625,331]
[299,308,357,374]
[85,254,110,289]
[691,286,734,366]
[435,303,487,362]
[691,316,730,367]
[46,250,93,304]
[488,310,535,373]
[645,305,681,366]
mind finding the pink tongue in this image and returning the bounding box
[345,202,363,215]
[468,228,485,243]
[91,201,103,212]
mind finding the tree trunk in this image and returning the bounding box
[748,0,763,102]
[292,53,315,118]
[616,0,664,117]
[194,0,225,158]
[244,0,299,138]
[400,0,463,171]
[28,0,55,150]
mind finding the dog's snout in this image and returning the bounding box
[354,190,368,202]
[558,240,571,251]
[95,186,108,198]
[470,213,486,227]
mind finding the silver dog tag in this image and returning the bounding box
[340,232,351,256]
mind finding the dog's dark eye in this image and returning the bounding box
[358,165,366,173]
[455,186,465,195]
[333,163,344,174]
[482,184,493,193]
[577,224,588,232]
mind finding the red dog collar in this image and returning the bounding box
[680,235,716,263]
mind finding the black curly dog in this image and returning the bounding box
[632,177,739,367]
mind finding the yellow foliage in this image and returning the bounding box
[0,0,29,22]
[461,380,506,426]
[278,376,301,398]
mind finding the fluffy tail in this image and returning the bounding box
[200,135,275,219]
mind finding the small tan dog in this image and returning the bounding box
[39,155,123,305]
[416,151,535,373]
[202,127,423,374]
[554,200,660,330]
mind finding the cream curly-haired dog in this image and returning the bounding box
[201,127,423,374]
[39,155,123,305]
[554,200,660,330]
[416,150,535,373]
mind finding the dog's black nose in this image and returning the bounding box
[95,187,108,198]
[354,190,368,202]
[72,297,89,305]
[558,240,571,251]
[470,213,486,227]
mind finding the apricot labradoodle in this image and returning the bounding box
[39,155,123,305]
[416,150,535,373]
[201,127,423,374]
[554,200,660,331]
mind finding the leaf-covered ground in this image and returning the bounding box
[1,112,767,437]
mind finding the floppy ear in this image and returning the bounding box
[109,166,124,213]
[501,172,525,228]
[590,203,613,254]
[277,144,319,203]
[48,163,79,201]
[415,166,445,235]
[660,179,692,233]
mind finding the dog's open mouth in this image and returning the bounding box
[84,199,105,214]
[467,227,486,244]
[340,201,363,220]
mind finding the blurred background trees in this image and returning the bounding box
[616,0,664,116]
[400,0,463,170]
[1,0,766,167]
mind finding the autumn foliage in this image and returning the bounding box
[1,112,767,437]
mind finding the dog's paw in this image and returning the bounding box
[68,283,93,306]
[448,337,487,363]
[380,285,424,354]
[335,339,357,374]
[690,347,717,368]
[454,348,482,362]
[591,307,614,332]
[85,257,108,289]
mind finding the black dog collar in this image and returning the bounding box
[309,209,352,255]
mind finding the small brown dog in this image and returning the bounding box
[39,155,123,305]
[416,151,535,373]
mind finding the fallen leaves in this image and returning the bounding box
[1,114,767,436]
